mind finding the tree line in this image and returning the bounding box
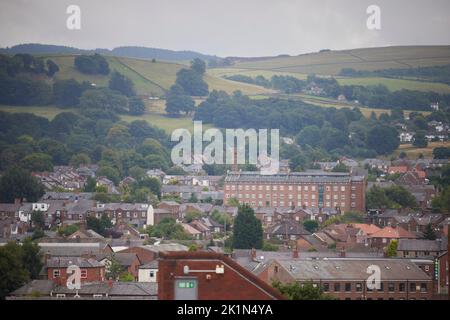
[225,73,450,111]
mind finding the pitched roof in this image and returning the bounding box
[159,251,286,300]
[266,220,311,236]
[113,253,140,267]
[181,223,202,235]
[39,242,110,257]
[351,224,381,235]
[47,256,104,268]
[140,260,158,269]
[9,280,55,296]
[370,226,416,239]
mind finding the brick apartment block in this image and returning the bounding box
[224,171,365,213]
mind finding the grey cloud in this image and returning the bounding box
[0,0,449,57]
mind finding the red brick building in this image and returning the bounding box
[369,225,417,249]
[157,251,285,300]
[46,256,105,286]
[224,171,365,213]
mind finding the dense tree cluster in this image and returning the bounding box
[0,110,173,202]
[74,54,110,75]
[195,90,400,156]
[174,58,208,96]
[366,185,418,209]
[226,72,450,111]
[0,239,43,298]
[0,53,59,77]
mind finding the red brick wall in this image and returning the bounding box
[224,179,365,213]
[47,266,105,286]
[126,257,141,280]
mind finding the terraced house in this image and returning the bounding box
[224,171,365,213]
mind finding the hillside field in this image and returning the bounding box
[46,55,271,97]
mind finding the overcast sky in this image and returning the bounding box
[1,0,449,57]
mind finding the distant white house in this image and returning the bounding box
[399,132,414,143]
[138,260,158,282]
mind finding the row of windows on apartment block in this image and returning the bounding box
[233,199,357,208]
[227,193,356,200]
[306,281,429,294]
[46,211,147,220]
[225,185,356,192]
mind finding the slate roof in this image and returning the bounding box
[278,258,430,281]
[113,253,140,267]
[225,171,364,184]
[266,220,311,236]
[47,256,104,268]
[39,242,110,257]
[397,238,448,252]
[9,280,55,296]
[140,260,158,269]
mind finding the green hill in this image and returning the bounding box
[231,46,450,75]
[46,54,270,97]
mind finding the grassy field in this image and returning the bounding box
[336,77,450,94]
[0,105,76,120]
[272,93,431,118]
[233,46,450,75]
[120,99,213,134]
[393,141,450,158]
[46,54,272,97]
[0,101,210,135]
[208,68,450,95]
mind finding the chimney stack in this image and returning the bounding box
[250,248,256,261]
[232,145,238,172]
[292,245,299,259]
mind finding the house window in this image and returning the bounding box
[388,283,395,292]
[399,283,406,292]
[274,266,279,273]
[150,271,155,278]
[355,283,362,292]
[377,282,384,292]
[81,269,87,279]
[345,283,351,292]
[334,283,341,292]
[323,283,329,292]
[409,282,416,292]
[56,294,66,298]
[53,270,61,278]
[420,283,427,293]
